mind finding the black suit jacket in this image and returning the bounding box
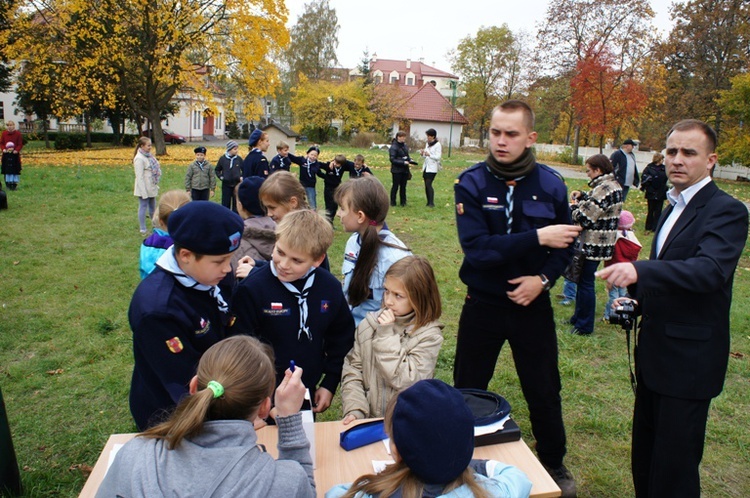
[630,181,748,400]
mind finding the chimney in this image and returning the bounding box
[406,58,411,69]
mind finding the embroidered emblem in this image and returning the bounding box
[487,197,498,204]
[454,178,460,184]
[228,231,241,252]
[166,337,183,353]
[321,300,330,313]
[195,318,210,337]
[456,203,464,215]
[271,302,283,310]
[344,252,358,263]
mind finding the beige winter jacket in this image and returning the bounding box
[133,151,159,199]
[341,310,444,420]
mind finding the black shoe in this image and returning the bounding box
[390,202,396,207]
[569,327,591,336]
[543,464,577,497]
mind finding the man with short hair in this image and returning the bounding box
[453,100,581,497]
[610,138,640,200]
[598,119,748,497]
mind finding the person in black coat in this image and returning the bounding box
[598,120,748,498]
[639,152,668,232]
[389,131,417,207]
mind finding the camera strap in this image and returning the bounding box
[626,317,639,395]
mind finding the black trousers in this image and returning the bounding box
[453,293,567,468]
[645,199,664,231]
[632,379,711,498]
[191,189,210,201]
[221,182,238,213]
[390,171,409,206]
[323,185,339,221]
[423,172,437,206]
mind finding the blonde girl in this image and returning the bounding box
[328,379,532,498]
[97,335,315,498]
[341,256,444,423]
[335,176,411,325]
[139,190,190,279]
[133,136,161,234]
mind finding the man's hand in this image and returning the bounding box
[537,225,582,248]
[596,263,638,288]
[313,387,333,413]
[507,276,544,306]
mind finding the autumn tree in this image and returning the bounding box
[290,76,372,142]
[658,0,750,138]
[717,73,750,165]
[536,0,655,153]
[8,0,289,154]
[285,0,339,84]
[0,0,14,92]
[570,44,646,150]
[449,25,526,142]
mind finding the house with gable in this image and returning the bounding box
[365,56,468,148]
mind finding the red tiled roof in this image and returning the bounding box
[370,59,457,80]
[397,83,468,124]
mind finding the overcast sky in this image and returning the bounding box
[284,0,682,72]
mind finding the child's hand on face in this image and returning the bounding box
[275,367,306,418]
[377,308,396,325]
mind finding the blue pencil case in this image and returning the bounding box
[339,419,388,451]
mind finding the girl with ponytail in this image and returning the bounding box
[335,176,411,326]
[97,336,315,498]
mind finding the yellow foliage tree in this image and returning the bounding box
[290,76,373,142]
[6,0,289,154]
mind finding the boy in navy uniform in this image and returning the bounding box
[269,141,292,174]
[128,201,244,430]
[453,100,581,497]
[232,209,355,414]
[349,154,372,178]
[317,154,355,221]
[215,141,243,212]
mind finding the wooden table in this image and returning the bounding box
[80,420,560,497]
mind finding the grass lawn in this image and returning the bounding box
[1,142,749,497]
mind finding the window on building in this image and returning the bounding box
[406,77,414,85]
[0,102,4,121]
[390,75,399,84]
[374,75,382,84]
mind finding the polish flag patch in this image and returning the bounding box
[487,197,499,204]
[271,302,283,310]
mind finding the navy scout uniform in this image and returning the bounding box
[453,161,572,469]
[232,264,355,397]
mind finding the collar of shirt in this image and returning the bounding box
[666,176,712,208]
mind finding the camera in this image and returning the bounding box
[609,301,636,330]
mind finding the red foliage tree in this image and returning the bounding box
[571,44,647,149]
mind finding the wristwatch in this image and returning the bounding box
[539,274,551,291]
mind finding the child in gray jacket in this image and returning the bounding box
[97,336,315,498]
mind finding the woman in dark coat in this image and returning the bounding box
[640,152,668,232]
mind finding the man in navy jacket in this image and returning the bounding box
[599,120,748,497]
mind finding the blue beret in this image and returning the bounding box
[248,129,263,147]
[307,145,320,154]
[392,380,474,484]
[237,177,265,217]
[168,201,244,255]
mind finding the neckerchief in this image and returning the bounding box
[156,249,228,313]
[196,160,207,172]
[141,150,162,184]
[485,147,536,179]
[270,261,316,341]
[305,159,314,178]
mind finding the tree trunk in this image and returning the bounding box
[85,113,92,148]
[573,125,580,165]
[149,111,167,155]
[43,120,51,149]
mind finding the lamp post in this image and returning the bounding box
[448,80,457,157]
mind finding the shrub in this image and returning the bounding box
[351,131,386,148]
[121,134,138,147]
[54,133,85,150]
[556,147,584,165]
[226,122,241,139]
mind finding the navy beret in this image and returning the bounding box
[237,177,266,217]
[622,139,636,146]
[168,201,243,255]
[194,146,206,154]
[248,129,263,147]
[392,379,474,484]
[307,145,320,154]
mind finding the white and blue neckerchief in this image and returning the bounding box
[156,248,228,313]
[270,261,316,341]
